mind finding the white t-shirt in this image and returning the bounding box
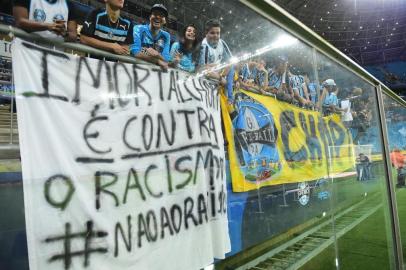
[28,0,69,40]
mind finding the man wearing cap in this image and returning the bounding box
[319,79,343,116]
[80,0,133,55]
[130,4,170,70]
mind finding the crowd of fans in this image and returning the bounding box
[10,0,377,141]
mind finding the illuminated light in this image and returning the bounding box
[348,20,352,23]
[351,38,355,40]
[328,26,331,29]
[327,11,330,14]
[235,25,239,29]
[359,26,363,29]
[381,18,384,21]
[322,212,326,217]
[229,56,239,64]
[320,17,323,21]
[367,41,370,44]
[393,28,396,30]
[336,258,339,267]
[228,10,232,14]
[364,192,368,197]
[396,22,399,25]
[334,3,337,7]
[364,47,367,50]
[220,17,223,20]
[272,34,298,49]
[390,33,394,36]
[377,25,380,28]
[387,38,391,41]
[356,32,359,35]
[304,4,307,7]
[210,0,215,4]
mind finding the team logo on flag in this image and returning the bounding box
[297,182,310,206]
[233,93,281,182]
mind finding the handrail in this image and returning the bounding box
[0,24,144,65]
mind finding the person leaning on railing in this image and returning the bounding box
[130,4,170,70]
[79,0,133,55]
[288,73,312,108]
[237,58,268,95]
[169,23,200,73]
[318,79,344,116]
[197,19,234,101]
[266,56,293,102]
[13,0,78,41]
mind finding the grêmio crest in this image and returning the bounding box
[233,92,282,182]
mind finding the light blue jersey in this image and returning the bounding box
[289,75,305,97]
[198,38,232,66]
[323,91,338,106]
[239,63,258,82]
[131,24,170,62]
[169,42,195,73]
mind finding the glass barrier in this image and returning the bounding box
[0,0,402,270]
[383,93,406,268]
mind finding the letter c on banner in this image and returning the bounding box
[44,174,75,210]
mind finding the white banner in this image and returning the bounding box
[13,38,229,270]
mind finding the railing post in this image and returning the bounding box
[9,71,14,144]
[376,84,404,270]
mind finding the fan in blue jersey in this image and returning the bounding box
[198,19,232,69]
[303,73,319,105]
[169,24,199,73]
[198,19,234,101]
[267,56,293,102]
[13,0,78,41]
[80,0,133,55]
[289,73,311,106]
[130,4,170,70]
[319,79,344,116]
[238,59,268,94]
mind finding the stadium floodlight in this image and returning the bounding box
[272,34,298,49]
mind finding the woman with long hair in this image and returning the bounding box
[170,24,199,73]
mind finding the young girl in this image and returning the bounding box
[170,24,199,73]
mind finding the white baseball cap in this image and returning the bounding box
[323,79,336,86]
